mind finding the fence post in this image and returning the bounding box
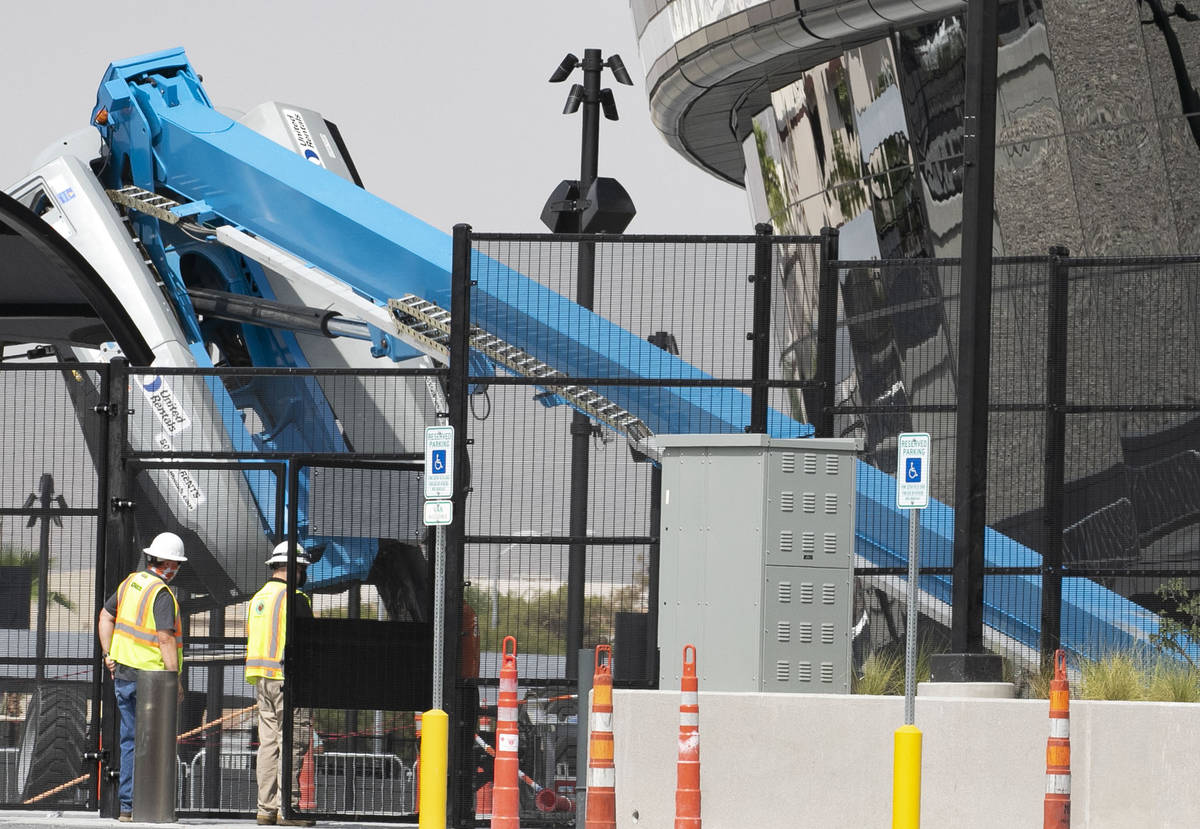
[938,0,1001,677]
[815,226,841,438]
[749,223,774,433]
[97,358,131,818]
[1040,246,1070,665]
[446,223,473,826]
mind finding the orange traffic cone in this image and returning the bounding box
[585,645,616,829]
[298,731,316,810]
[675,645,701,828]
[492,635,520,829]
[1044,649,1071,829]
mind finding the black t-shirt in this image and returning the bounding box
[103,569,177,681]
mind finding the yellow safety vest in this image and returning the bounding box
[109,570,182,672]
[245,580,311,684]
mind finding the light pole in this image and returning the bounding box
[491,530,536,629]
[543,48,637,680]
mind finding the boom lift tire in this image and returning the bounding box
[17,682,88,805]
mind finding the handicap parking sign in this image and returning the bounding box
[896,433,931,509]
[424,426,454,500]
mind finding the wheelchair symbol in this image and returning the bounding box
[431,449,446,473]
[906,457,922,482]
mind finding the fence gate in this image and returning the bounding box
[0,362,108,810]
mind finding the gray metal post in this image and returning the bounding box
[446,224,473,825]
[943,0,1002,680]
[749,223,773,433]
[815,227,841,438]
[574,648,594,823]
[99,358,132,818]
[132,670,178,823]
[32,473,54,682]
[904,509,921,726]
[1040,246,1071,666]
[432,526,446,710]
[203,609,224,809]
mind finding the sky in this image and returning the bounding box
[0,1,749,235]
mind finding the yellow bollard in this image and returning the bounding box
[892,724,922,829]
[418,709,448,829]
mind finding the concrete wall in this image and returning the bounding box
[611,690,1200,829]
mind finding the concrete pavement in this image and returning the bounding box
[0,813,416,829]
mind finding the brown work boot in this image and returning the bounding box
[276,818,315,827]
[255,813,277,825]
[117,813,132,823]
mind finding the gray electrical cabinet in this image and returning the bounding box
[656,435,860,693]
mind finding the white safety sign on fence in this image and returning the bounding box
[423,500,453,526]
[896,432,931,510]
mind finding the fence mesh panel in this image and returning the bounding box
[4,242,1200,821]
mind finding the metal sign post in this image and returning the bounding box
[897,432,931,724]
[893,432,930,829]
[424,424,454,710]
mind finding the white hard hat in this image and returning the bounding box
[143,532,187,562]
[265,541,312,567]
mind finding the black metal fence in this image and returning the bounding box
[3,231,1200,826]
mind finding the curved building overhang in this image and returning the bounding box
[0,189,153,362]
[633,0,965,185]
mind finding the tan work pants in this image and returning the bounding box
[255,678,313,815]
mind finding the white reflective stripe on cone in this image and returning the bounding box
[1046,774,1071,795]
[588,768,615,788]
[1049,718,1069,738]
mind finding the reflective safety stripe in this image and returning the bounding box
[498,705,518,721]
[245,581,308,682]
[1049,718,1069,738]
[587,767,615,788]
[681,691,698,706]
[243,662,280,676]
[113,621,159,645]
[109,571,181,672]
[1046,773,1071,795]
[499,676,518,692]
[679,711,699,727]
[590,711,613,732]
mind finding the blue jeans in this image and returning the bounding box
[114,677,137,812]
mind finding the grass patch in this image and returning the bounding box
[853,650,902,695]
[1079,651,1145,701]
[1146,659,1200,702]
[853,636,944,695]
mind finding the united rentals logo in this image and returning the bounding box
[137,375,192,435]
[283,108,325,168]
[254,600,266,615]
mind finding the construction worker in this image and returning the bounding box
[247,541,317,827]
[96,531,188,822]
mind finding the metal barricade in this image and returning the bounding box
[182,749,414,816]
[313,753,414,815]
[0,748,19,803]
[186,750,257,812]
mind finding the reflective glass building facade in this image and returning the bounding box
[630,1,1200,662]
[631,0,1200,258]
